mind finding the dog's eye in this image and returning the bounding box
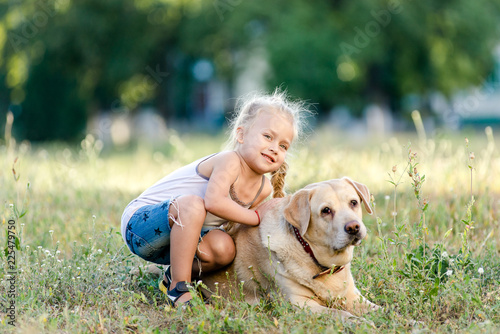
[321,207,332,215]
[350,200,358,207]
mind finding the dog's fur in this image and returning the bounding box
[200,177,379,319]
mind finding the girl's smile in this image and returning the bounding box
[261,153,275,163]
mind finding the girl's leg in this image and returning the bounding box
[168,195,206,305]
[193,229,236,275]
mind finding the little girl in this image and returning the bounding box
[121,89,308,307]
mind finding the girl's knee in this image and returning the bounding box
[183,195,205,208]
[197,230,235,267]
[209,232,235,265]
[170,195,206,227]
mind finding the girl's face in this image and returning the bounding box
[237,110,294,174]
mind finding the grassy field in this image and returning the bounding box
[1,126,499,333]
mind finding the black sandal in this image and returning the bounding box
[158,265,172,294]
[166,281,193,308]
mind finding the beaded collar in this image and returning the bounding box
[229,175,266,208]
[291,225,344,279]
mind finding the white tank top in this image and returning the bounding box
[120,153,265,241]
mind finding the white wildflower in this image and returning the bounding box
[446,270,453,276]
[478,267,484,274]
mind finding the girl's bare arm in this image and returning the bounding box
[203,152,262,226]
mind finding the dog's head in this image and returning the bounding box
[283,177,372,266]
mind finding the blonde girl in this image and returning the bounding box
[121,89,308,307]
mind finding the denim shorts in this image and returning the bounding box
[125,199,225,265]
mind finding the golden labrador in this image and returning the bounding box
[200,177,380,320]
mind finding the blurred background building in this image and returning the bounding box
[1,0,500,146]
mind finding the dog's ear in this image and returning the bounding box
[283,189,311,235]
[343,177,373,215]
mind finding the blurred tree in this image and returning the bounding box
[193,0,500,115]
[0,0,183,140]
[1,0,500,141]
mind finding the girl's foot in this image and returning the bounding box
[166,282,193,308]
[159,266,194,308]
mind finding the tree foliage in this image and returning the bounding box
[206,0,500,114]
[0,0,499,140]
[1,0,183,140]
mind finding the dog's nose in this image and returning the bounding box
[344,221,360,235]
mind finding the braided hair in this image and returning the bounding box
[271,161,288,198]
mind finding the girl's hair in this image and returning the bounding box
[226,88,310,198]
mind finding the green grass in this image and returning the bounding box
[1,127,500,333]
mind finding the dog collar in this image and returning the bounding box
[291,225,344,279]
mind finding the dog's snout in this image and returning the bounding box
[344,221,360,235]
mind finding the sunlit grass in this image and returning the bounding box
[1,126,499,333]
